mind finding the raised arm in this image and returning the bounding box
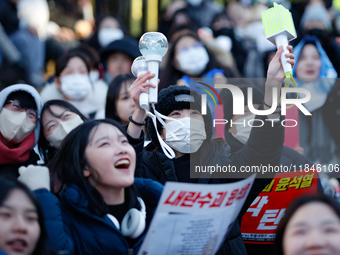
[231,45,295,176]
[127,71,156,139]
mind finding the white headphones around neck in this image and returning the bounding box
[107,197,146,239]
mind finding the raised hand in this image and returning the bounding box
[267,45,295,83]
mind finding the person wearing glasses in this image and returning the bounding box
[0,84,43,180]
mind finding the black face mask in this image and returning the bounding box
[306,28,329,41]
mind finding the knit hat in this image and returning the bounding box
[300,4,332,31]
[147,85,213,147]
[221,86,264,129]
[100,37,140,61]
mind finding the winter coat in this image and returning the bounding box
[0,249,8,255]
[0,84,43,179]
[292,35,338,163]
[40,80,108,119]
[35,178,163,255]
[136,115,285,255]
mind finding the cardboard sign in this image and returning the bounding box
[241,170,317,244]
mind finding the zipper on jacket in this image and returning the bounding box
[128,248,133,255]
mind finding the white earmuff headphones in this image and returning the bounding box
[106,197,146,239]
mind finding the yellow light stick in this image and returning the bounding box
[262,2,298,109]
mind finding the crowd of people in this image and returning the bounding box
[1,0,340,254]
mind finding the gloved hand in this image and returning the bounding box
[18,165,50,191]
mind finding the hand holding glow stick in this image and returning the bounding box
[131,56,149,109]
[139,32,168,105]
[262,3,296,76]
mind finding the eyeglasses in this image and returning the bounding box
[4,100,39,121]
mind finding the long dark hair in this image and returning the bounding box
[105,74,135,123]
[48,119,132,216]
[38,100,88,164]
[272,194,340,255]
[159,32,229,91]
[0,178,53,255]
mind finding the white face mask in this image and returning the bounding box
[89,70,100,84]
[46,115,84,149]
[176,47,209,75]
[186,0,203,6]
[165,117,206,154]
[0,108,36,143]
[231,114,255,144]
[98,28,124,48]
[60,74,92,101]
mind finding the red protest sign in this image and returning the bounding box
[241,170,318,244]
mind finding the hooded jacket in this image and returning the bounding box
[35,178,163,255]
[0,84,43,179]
[293,35,338,163]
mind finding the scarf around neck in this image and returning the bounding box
[0,132,35,164]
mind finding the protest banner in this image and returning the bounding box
[139,175,256,255]
[241,170,317,244]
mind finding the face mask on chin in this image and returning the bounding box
[0,108,36,143]
[231,114,255,144]
[176,47,209,76]
[164,117,206,154]
[46,115,84,149]
[60,74,92,101]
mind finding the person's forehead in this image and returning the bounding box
[289,202,340,224]
[176,36,198,49]
[301,44,318,54]
[170,108,197,113]
[65,57,87,67]
[49,105,68,113]
[43,105,67,119]
[2,189,36,210]
[92,123,123,139]
[100,17,120,29]
[119,82,132,95]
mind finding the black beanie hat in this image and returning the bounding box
[100,37,140,61]
[147,85,213,148]
[221,86,264,129]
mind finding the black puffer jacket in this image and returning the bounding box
[136,115,285,255]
